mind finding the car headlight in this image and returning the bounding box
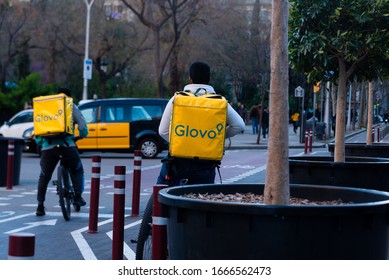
[23,127,34,139]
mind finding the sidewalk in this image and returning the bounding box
[228,123,322,150]
[228,123,368,150]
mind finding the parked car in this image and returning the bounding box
[0,109,38,153]
[76,98,169,158]
[0,109,33,138]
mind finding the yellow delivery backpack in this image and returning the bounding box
[169,91,228,161]
[33,93,74,137]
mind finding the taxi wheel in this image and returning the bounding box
[138,138,159,159]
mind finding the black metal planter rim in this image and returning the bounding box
[158,183,389,216]
[289,155,389,164]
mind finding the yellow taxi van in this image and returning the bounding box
[77,98,168,158]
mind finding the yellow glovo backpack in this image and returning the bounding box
[33,93,74,137]
[169,91,228,161]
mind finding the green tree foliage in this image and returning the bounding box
[289,0,389,83]
[288,0,389,162]
[0,73,55,121]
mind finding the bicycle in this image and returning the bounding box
[135,195,153,259]
[135,179,188,260]
[134,142,229,259]
[52,160,80,221]
[52,137,83,221]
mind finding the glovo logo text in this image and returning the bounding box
[174,123,224,139]
[35,109,63,122]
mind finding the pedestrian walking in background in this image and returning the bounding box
[238,103,247,125]
[261,106,269,140]
[291,112,300,133]
[249,103,260,134]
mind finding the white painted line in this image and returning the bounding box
[71,217,140,260]
[0,213,33,224]
[44,212,114,218]
[97,164,161,181]
[0,211,15,218]
[105,219,142,260]
[21,204,38,207]
[5,219,57,234]
[71,226,98,260]
[222,165,267,184]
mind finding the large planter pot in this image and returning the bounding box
[158,183,389,260]
[328,142,389,158]
[289,156,389,192]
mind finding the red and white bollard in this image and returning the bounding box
[152,184,168,260]
[372,127,375,142]
[304,130,309,154]
[8,233,35,259]
[88,155,101,233]
[112,166,126,260]
[309,129,313,153]
[6,139,15,190]
[131,150,142,217]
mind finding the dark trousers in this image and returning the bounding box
[37,146,84,203]
[157,156,216,186]
[293,121,299,132]
[262,124,269,138]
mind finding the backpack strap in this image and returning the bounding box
[194,88,207,96]
[174,91,195,97]
[175,90,225,100]
[201,93,225,100]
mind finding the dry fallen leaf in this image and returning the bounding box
[181,192,351,205]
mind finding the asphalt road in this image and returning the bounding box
[0,124,382,260]
[2,147,304,260]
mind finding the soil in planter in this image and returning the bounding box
[182,192,352,205]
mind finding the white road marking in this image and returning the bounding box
[105,220,142,260]
[222,165,267,183]
[5,219,57,234]
[71,217,141,260]
[0,213,34,224]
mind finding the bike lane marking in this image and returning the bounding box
[71,217,141,260]
[5,219,57,234]
[221,165,267,183]
[105,219,142,260]
[0,213,33,224]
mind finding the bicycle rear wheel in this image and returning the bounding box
[57,165,72,221]
[135,195,153,259]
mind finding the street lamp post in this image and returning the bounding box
[82,0,94,101]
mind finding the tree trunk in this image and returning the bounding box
[358,82,366,129]
[366,81,374,144]
[168,47,181,94]
[264,0,289,205]
[346,84,352,131]
[324,81,331,138]
[334,59,347,162]
[154,29,164,98]
[351,80,357,131]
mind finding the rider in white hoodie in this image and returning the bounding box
[157,62,245,186]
